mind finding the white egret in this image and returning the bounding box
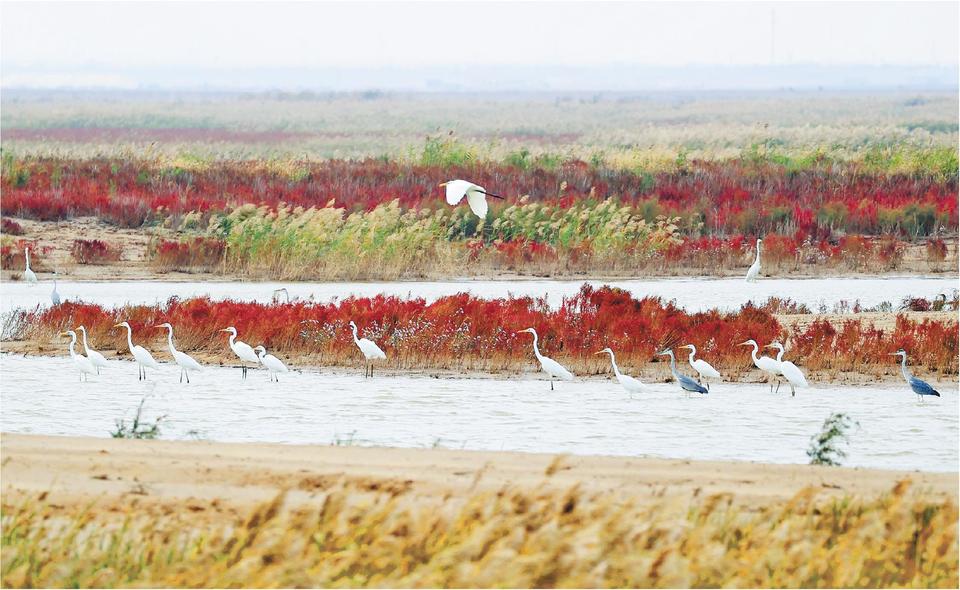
[349,321,386,377]
[745,238,762,282]
[679,344,721,388]
[765,342,808,397]
[76,325,108,374]
[439,179,504,219]
[518,328,574,390]
[23,247,37,283]
[254,345,289,382]
[738,339,781,391]
[62,330,97,381]
[657,348,709,395]
[113,321,160,380]
[219,327,259,379]
[155,323,202,383]
[890,349,941,402]
[50,278,61,306]
[595,347,645,396]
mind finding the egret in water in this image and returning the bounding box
[254,345,289,382]
[595,347,645,397]
[62,330,97,381]
[23,247,37,283]
[349,321,386,377]
[890,349,941,402]
[657,348,709,395]
[219,327,259,379]
[154,323,202,383]
[50,278,61,306]
[518,328,574,390]
[745,238,762,282]
[739,339,782,391]
[765,342,808,397]
[679,344,721,388]
[440,179,504,219]
[113,321,160,380]
[75,325,108,374]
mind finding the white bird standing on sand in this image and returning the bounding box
[62,330,97,381]
[595,347,645,396]
[349,321,386,378]
[680,344,721,388]
[76,325,108,374]
[50,278,61,305]
[518,327,574,390]
[23,247,37,283]
[155,323,202,383]
[254,345,289,382]
[113,321,160,380]
[439,179,504,219]
[657,348,709,395]
[745,238,762,282]
[739,339,782,391]
[219,326,259,379]
[766,342,808,397]
[890,349,941,403]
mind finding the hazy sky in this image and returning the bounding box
[3,1,958,70]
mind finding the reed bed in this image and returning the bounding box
[2,478,956,588]
[9,285,957,378]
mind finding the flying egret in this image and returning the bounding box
[254,345,289,382]
[739,339,782,391]
[219,327,259,379]
[113,321,160,380]
[745,238,762,282]
[890,349,941,402]
[155,323,202,383]
[657,348,709,395]
[595,347,645,397]
[765,342,808,397]
[61,330,97,381]
[518,328,574,390]
[439,179,504,219]
[679,344,721,388]
[50,278,61,306]
[23,247,37,283]
[76,325,108,374]
[349,321,386,377]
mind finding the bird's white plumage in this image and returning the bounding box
[221,327,260,364]
[597,348,645,394]
[349,321,386,360]
[520,328,574,384]
[156,323,202,371]
[443,179,490,218]
[63,331,97,380]
[681,344,721,380]
[23,247,37,283]
[115,322,160,369]
[51,279,61,305]
[741,339,780,377]
[745,239,762,283]
[255,345,289,379]
[767,342,808,392]
[76,326,109,372]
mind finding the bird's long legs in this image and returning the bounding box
[774,379,782,394]
[550,379,554,391]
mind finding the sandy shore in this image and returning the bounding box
[2,433,956,517]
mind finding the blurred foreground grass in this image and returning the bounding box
[2,478,956,588]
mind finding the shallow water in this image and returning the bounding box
[2,276,957,313]
[2,354,956,472]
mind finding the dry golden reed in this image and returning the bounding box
[2,478,957,588]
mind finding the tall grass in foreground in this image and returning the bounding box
[2,479,956,587]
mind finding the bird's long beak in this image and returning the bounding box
[153,325,164,329]
[888,352,900,356]
[738,341,750,346]
[764,344,776,349]
[438,182,448,187]
[60,332,68,337]
[219,328,230,332]
[112,323,123,328]
[478,190,505,200]
[594,350,605,355]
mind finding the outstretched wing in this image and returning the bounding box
[444,180,478,206]
[465,188,489,218]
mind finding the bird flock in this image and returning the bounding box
[17,179,943,401]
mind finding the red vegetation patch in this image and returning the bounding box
[71,239,123,265]
[0,239,52,271]
[14,285,957,376]
[148,238,226,272]
[2,127,312,144]
[1,218,25,236]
